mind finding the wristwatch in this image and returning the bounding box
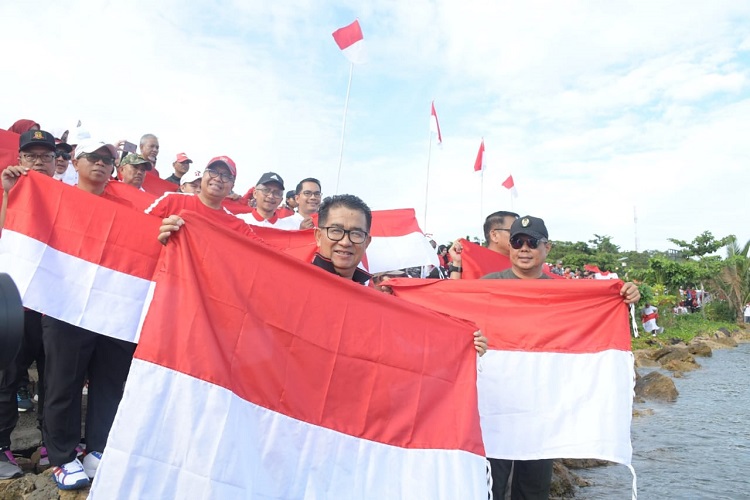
[448,264,463,273]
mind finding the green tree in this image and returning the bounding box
[709,237,750,322]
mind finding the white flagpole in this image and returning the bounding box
[480,169,484,223]
[423,132,433,232]
[335,62,354,194]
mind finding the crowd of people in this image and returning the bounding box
[1,118,640,498]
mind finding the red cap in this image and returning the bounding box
[206,156,237,177]
[175,152,192,164]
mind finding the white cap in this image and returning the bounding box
[75,139,117,159]
[180,169,202,185]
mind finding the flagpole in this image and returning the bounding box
[335,62,354,194]
[479,169,484,223]
[423,133,433,231]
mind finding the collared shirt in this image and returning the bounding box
[312,253,371,285]
[238,208,281,227]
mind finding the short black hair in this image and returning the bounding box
[483,210,520,242]
[318,194,372,232]
[285,190,295,200]
[295,177,321,195]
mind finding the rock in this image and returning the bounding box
[550,460,582,497]
[0,475,35,498]
[653,347,700,371]
[633,349,659,368]
[633,408,654,417]
[634,371,679,402]
[701,337,738,350]
[662,359,700,372]
[687,342,712,357]
[561,458,612,469]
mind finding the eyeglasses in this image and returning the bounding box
[55,151,71,161]
[301,190,322,198]
[510,236,547,250]
[256,186,283,198]
[319,226,369,244]
[21,152,55,163]
[491,228,510,233]
[205,167,235,183]
[80,153,115,166]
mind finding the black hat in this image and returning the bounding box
[55,141,73,154]
[19,130,55,152]
[256,172,284,189]
[510,215,549,240]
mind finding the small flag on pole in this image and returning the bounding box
[502,174,518,198]
[332,20,365,64]
[473,139,485,172]
[430,101,442,145]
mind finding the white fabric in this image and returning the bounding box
[478,349,634,464]
[0,230,151,342]
[273,212,305,230]
[365,232,440,274]
[90,360,488,499]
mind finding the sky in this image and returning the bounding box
[1,0,748,253]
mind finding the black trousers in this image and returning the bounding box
[0,310,46,448]
[41,316,135,466]
[489,458,553,500]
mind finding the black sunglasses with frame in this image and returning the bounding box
[509,235,548,250]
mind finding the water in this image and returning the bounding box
[576,342,750,500]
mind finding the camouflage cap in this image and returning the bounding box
[120,153,152,170]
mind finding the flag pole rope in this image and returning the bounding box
[335,62,354,194]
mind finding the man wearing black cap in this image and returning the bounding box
[481,215,640,500]
[238,172,290,227]
[53,142,73,181]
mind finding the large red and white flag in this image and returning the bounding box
[90,212,487,499]
[502,174,518,198]
[388,278,634,466]
[430,101,442,145]
[0,172,162,343]
[474,139,485,172]
[332,19,365,64]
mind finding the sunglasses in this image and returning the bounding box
[510,236,547,250]
[56,151,71,160]
[81,153,115,166]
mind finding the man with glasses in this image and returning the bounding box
[449,210,519,279]
[238,172,290,228]
[276,177,322,230]
[481,215,639,500]
[150,156,261,244]
[53,142,73,181]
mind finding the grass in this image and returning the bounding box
[631,311,738,350]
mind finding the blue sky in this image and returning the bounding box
[2,0,749,253]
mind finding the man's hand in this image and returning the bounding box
[158,215,184,245]
[2,166,29,193]
[620,282,640,304]
[299,216,315,230]
[448,239,463,266]
[474,330,487,357]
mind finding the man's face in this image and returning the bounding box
[19,146,56,176]
[173,161,190,175]
[73,147,115,185]
[180,179,201,194]
[314,206,371,279]
[118,162,149,188]
[253,182,284,214]
[54,149,69,175]
[295,181,322,216]
[287,196,298,209]
[141,139,159,162]
[489,218,515,255]
[509,233,551,277]
[200,163,234,201]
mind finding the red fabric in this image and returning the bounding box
[584,264,601,273]
[501,175,514,190]
[332,20,363,50]
[136,211,485,454]
[222,197,254,214]
[430,101,442,144]
[457,239,512,279]
[7,119,38,134]
[0,129,20,172]
[105,181,157,211]
[474,140,485,172]
[141,172,178,197]
[2,171,161,279]
[369,208,421,237]
[388,278,632,353]
[642,312,658,322]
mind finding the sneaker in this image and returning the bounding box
[52,458,90,490]
[17,388,34,413]
[0,449,23,480]
[82,451,102,479]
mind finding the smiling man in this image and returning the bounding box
[238,172,289,228]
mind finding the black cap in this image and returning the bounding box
[256,172,284,189]
[510,215,549,240]
[19,130,55,152]
[55,141,73,153]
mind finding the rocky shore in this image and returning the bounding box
[3,326,748,500]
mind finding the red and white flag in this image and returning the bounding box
[90,212,487,499]
[430,101,442,145]
[502,174,518,198]
[332,19,365,64]
[474,139,485,172]
[388,278,635,467]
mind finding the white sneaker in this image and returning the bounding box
[52,457,90,490]
[82,451,102,479]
